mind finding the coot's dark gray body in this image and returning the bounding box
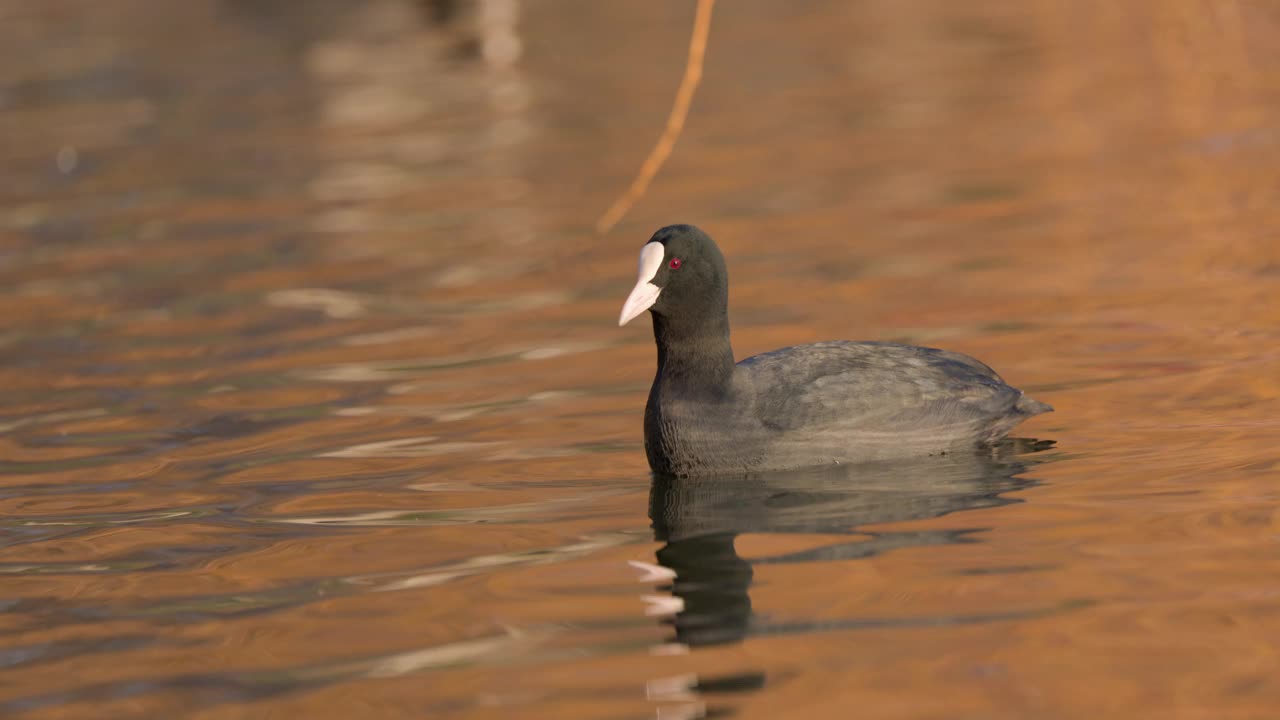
[645,339,1050,476]
[619,225,1052,477]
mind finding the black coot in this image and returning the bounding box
[619,224,1052,477]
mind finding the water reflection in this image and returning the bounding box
[641,441,1055,709]
[7,0,1280,715]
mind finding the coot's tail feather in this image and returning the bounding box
[1015,394,1053,416]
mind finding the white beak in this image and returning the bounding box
[618,242,665,326]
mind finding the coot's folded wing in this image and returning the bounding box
[737,341,1025,435]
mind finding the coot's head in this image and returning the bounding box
[619,224,728,327]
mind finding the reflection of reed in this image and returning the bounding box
[304,0,538,272]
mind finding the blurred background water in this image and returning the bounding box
[3,1,1280,718]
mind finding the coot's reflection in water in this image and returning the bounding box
[645,439,1056,651]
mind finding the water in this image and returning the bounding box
[3,1,1280,717]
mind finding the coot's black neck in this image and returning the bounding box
[652,311,735,393]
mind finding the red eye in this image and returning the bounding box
[669,257,683,270]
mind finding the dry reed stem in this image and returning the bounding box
[595,0,716,234]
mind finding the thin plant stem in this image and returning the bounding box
[596,0,716,234]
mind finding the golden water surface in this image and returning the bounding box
[3,1,1280,718]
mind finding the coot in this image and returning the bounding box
[619,224,1051,476]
